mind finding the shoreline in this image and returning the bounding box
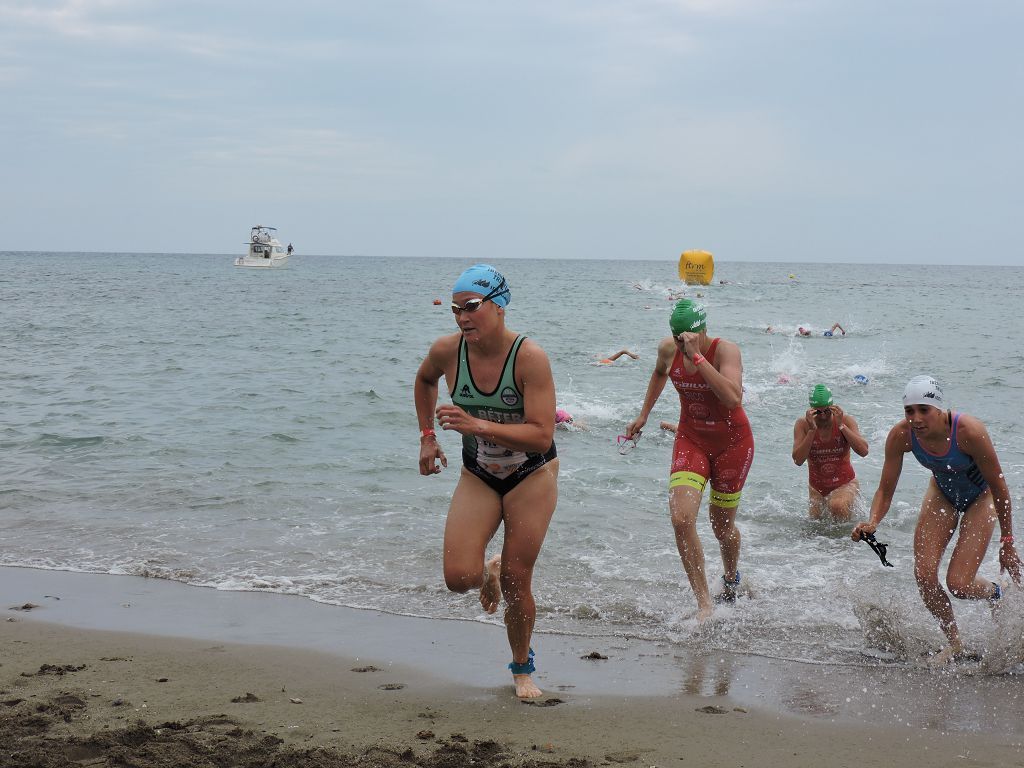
[3,566,1024,766]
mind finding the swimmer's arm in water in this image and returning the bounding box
[436,339,556,454]
[694,338,743,409]
[839,412,869,457]
[415,334,459,475]
[792,415,816,465]
[852,422,910,541]
[956,416,1021,582]
[626,337,674,438]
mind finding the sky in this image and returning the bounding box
[2,1,1022,264]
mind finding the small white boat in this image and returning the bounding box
[235,225,293,268]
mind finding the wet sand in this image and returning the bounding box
[2,566,1023,767]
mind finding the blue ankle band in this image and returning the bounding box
[509,648,536,675]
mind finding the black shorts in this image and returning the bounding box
[462,444,557,497]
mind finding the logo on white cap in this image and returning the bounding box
[903,375,944,408]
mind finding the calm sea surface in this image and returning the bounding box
[3,252,1023,671]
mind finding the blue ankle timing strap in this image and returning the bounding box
[508,647,536,675]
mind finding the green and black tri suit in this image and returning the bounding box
[451,334,556,496]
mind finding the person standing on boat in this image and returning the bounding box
[625,299,755,622]
[414,264,558,699]
[851,375,1022,665]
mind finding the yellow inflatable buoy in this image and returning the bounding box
[678,250,714,285]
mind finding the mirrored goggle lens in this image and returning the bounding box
[451,299,486,314]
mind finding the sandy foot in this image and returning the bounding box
[479,554,501,615]
[513,673,543,699]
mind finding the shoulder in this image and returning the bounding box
[514,337,553,371]
[955,413,991,445]
[714,338,742,359]
[657,336,677,354]
[885,420,912,451]
[428,332,462,361]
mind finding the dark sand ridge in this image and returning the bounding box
[2,566,1022,767]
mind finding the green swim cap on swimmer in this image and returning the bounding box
[809,384,833,408]
[669,299,707,336]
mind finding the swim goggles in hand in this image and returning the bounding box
[616,432,642,455]
[859,532,894,568]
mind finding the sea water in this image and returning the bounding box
[3,252,1023,671]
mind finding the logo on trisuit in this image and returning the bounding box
[500,386,519,406]
[459,384,474,399]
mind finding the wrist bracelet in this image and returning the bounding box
[420,428,436,440]
[1000,535,1015,544]
[691,353,705,366]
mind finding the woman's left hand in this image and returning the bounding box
[999,541,1023,586]
[436,404,481,437]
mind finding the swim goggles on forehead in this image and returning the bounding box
[451,278,509,315]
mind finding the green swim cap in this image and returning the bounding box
[809,384,833,408]
[669,299,707,336]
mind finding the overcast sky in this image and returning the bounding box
[2,1,1021,263]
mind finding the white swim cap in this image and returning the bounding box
[903,375,944,409]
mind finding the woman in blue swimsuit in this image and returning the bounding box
[415,264,558,699]
[852,375,1022,665]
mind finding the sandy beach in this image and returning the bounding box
[2,566,1023,767]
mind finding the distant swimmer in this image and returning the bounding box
[600,349,639,364]
[851,376,1022,667]
[554,408,587,429]
[797,326,812,337]
[415,264,558,698]
[626,299,754,622]
[823,323,846,337]
[792,385,869,522]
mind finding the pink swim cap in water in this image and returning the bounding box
[555,408,573,424]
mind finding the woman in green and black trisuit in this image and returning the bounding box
[414,264,558,699]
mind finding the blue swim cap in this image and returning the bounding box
[452,264,510,307]
[853,374,869,385]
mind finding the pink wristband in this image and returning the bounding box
[1000,535,1015,544]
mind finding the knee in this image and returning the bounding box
[443,567,476,594]
[945,575,974,600]
[827,498,851,520]
[670,508,698,532]
[710,516,737,541]
[499,563,532,597]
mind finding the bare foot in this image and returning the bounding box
[926,646,957,668]
[479,554,501,614]
[513,674,542,698]
[696,602,714,623]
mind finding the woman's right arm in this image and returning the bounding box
[626,337,675,438]
[852,422,909,540]
[414,336,455,475]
